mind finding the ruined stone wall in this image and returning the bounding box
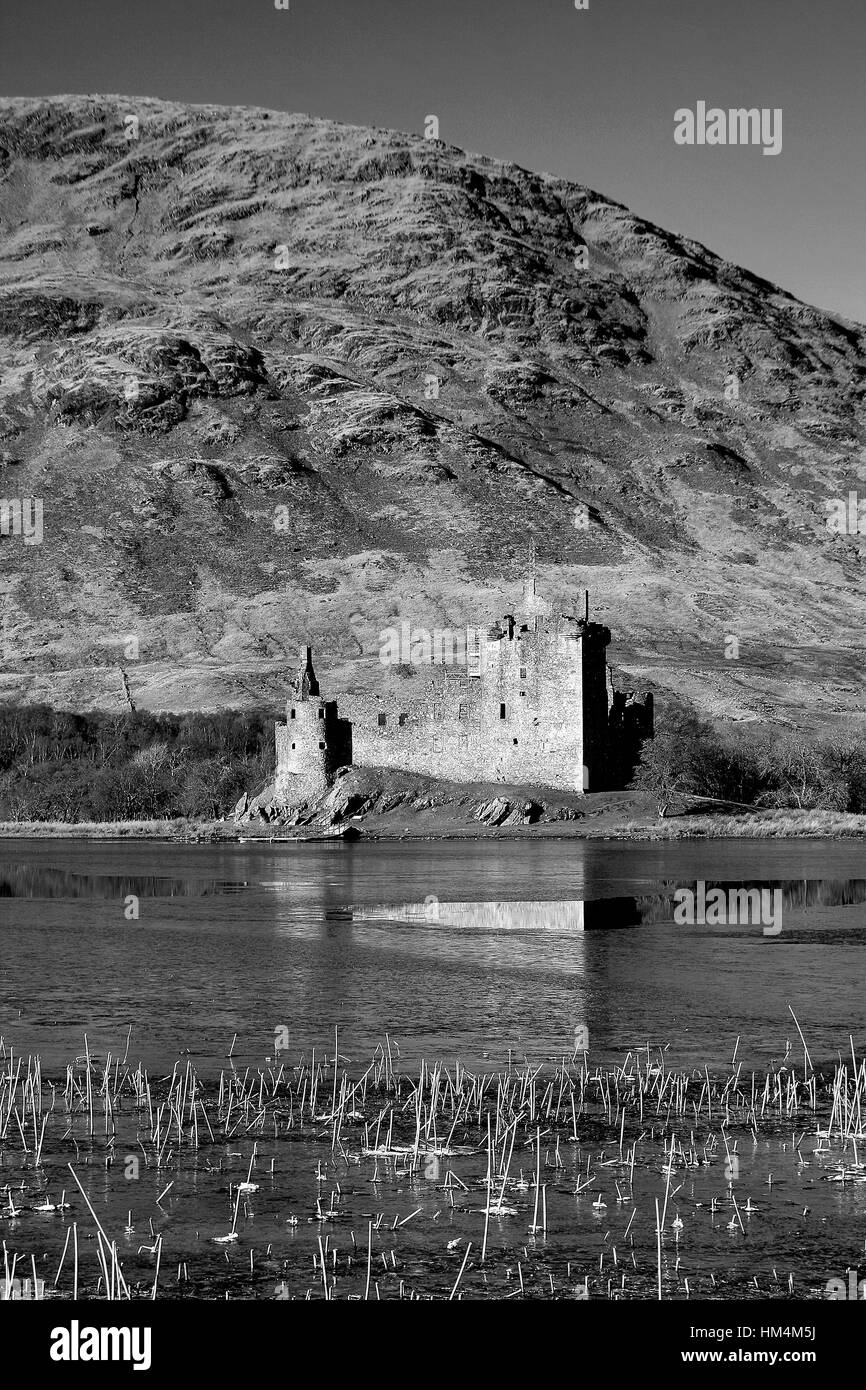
[347,613,608,792]
[606,686,654,789]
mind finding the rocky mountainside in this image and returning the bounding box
[0,95,863,727]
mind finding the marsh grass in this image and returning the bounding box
[2,1031,864,1301]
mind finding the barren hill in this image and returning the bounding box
[0,95,863,727]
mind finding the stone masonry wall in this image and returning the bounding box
[346,614,612,793]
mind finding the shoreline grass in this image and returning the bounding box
[0,808,863,841]
[589,809,866,840]
[0,818,232,841]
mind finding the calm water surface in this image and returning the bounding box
[1,838,864,1074]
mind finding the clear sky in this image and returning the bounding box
[2,0,863,322]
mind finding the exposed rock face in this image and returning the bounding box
[475,797,512,827]
[235,783,275,824]
[0,95,863,727]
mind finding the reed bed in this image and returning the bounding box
[1,1030,864,1301]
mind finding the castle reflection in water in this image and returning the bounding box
[350,897,642,931]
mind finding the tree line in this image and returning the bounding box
[0,706,274,822]
[630,707,866,817]
[1,701,863,824]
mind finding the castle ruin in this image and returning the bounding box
[273,589,652,805]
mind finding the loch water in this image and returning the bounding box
[2,837,864,1073]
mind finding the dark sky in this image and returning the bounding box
[2,0,863,322]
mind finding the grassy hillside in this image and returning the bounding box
[0,95,863,729]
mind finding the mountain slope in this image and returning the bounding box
[0,95,863,726]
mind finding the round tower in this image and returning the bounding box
[274,647,348,804]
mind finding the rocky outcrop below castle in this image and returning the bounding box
[233,765,590,835]
[230,766,866,840]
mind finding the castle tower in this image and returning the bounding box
[274,647,351,805]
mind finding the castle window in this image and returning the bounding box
[318,741,326,750]
[290,708,296,719]
[291,743,296,750]
[378,713,387,728]
[466,628,483,677]
[318,709,325,720]
[519,691,526,697]
[513,738,518,746]
[398,713,408,726]
[520,667,526,680]
[458,704,467,720]
[499,703,506,719]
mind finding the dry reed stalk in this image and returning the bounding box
[449,1241,472,1300]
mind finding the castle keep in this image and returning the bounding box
[274,591,652,805]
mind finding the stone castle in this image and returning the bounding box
[273,588,652,805]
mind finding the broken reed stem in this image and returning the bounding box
[788,1005,814,1075]
[449,1241,472,1300]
